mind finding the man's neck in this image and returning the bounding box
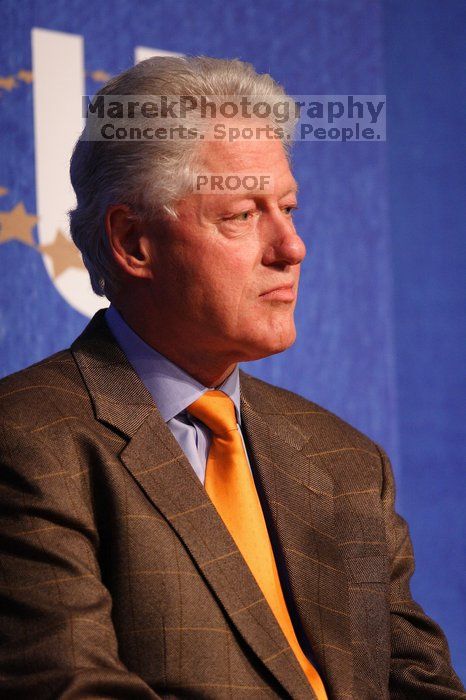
[112,304,238,388]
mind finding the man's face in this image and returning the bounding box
[144,133,306,365]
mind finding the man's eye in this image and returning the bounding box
[283,205,298,216]
[227,211,254,222]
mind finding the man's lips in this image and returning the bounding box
[259,283,295,301]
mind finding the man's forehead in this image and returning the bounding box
[195,137,297,196]
[198,133,288,166]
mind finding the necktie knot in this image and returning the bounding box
[187,390,238,437]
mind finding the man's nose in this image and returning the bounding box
[262,214,307,267]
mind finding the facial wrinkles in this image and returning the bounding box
[204,199,297,303]
[184,217,256,342]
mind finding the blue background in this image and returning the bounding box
[0,0,464,681]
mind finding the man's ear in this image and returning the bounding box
[105,204,154,280]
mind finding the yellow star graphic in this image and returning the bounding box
[89,70,111,83]
[17,70,33,84]
[0,76,17,91]
[0,202,37,245]
[38,229,85,278]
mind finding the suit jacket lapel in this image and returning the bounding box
[71,311,314,700]
[240,372,354,699]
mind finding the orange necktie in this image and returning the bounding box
[187,390,327,699]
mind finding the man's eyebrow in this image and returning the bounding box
[278,182,299,198]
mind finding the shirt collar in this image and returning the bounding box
[105,304,242,424]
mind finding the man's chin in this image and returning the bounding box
[242,328,297,361]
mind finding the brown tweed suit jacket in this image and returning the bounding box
[0,310,463,699]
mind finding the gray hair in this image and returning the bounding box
[69,55,295,300]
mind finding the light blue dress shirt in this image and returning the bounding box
[105,304,252,485]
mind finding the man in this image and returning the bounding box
[0,56,463,699]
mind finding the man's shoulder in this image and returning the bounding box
[0,349,90,431]
[240,370,380,454]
